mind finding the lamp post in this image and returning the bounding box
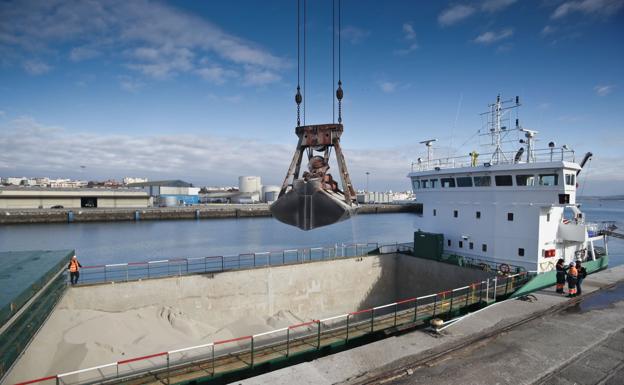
[365,172,370,203]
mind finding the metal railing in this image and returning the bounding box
[16,272,530,385]
[74,242,382,285]
[392,244,526,274]
[411,147,576,172]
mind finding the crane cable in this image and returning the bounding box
[336,0,343,124]
[295,0,302,127]
[332,0,335,123]
[303,0,307,127]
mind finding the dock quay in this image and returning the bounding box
[240,265,624,385]
[2,245,617,385]
[0,203,421,225]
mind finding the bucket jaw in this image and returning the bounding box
[271,123,358,231]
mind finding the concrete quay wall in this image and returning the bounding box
[0,203,421,225]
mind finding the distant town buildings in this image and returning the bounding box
[0,174,415,209]
[123,177,148,185]
[1,177,88,188]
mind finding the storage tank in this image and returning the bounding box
[262,185,281,203]
[239,176,262,194]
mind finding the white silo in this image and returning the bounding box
[262,185,281,203]
[239,176,262,194]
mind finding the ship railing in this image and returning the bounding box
[376,244,526,275]
[411,147,576,172]
[16,273,530,385]
[73,242,382,285]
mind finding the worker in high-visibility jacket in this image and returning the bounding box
[68,255,82,285]
[566,262,578,297]
[555,259,566,294]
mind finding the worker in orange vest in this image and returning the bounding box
[68,255,82,285]
[566,262,578,297]
[555,259,565,294]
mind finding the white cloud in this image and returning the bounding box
[402,23,416,40]
[22,60,51,75]
[474,28,514,44]
[378,81,398,93]
[551,0,624,19]
[0,116,417,189]
[118,76,144,92]
[69,46,100,62]
[541,25,557,36]
[195,65,237,85]
[0,116,293,183]
[340,26,371,44]
[0,0,286,85]
[438,4,476,26]
[594,84,615,96]
[394,43,419,56]
[394,23,418,55]
[481,0,517,12]
[242,67,281,86]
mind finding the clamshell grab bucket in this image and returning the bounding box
[271,178,357,230]
[271,123,358,231]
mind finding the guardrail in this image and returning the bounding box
[411,147,576,172]
[390,244,526,274]
[18,272,530,385]
[74,242,384,285]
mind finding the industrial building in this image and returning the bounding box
[201,176,281,204]
[0,187,150,209]
[127,180,200,207]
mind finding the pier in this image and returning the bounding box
[0,203,421,225]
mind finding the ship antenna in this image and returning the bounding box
[480,94,521,164]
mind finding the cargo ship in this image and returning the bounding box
[407,95,609,293]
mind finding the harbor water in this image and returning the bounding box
[0,199,622,267]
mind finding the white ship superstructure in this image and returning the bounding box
[408,95,607,273]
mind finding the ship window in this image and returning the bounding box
[433,209,437,216]
[412,179,420,190]
[447,239,451,247]
[469,242,474,250]
[508,212,514,221]
[547,213,551,222]
[539,174,558,186]
[565,174,575,186]
[441,178,456,188]
[459,241,463,248]
[454,210,458,218]
[516,175,536,186]
[421,180,428,189]
[476,211,481,219]
[482,244,487,252]
[456,176,473,187]
[430,179,438,188]
[495,175,513,186]
[518,248,525,257]
[473,176,491,186]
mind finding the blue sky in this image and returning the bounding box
[0,0,623,194]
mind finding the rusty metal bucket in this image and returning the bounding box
[270,178,357,230]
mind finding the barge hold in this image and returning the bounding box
[5,246,528,384]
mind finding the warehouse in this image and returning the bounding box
[0,187,150,209]
[127,180,200,206]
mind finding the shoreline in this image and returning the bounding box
[0,203,422,225]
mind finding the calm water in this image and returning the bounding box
[0,199,622,266]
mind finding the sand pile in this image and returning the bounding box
[4,299,309,383]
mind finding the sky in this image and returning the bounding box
[0,0,623,195]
